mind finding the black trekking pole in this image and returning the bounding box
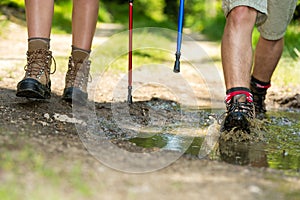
[173,0,185,73]
[128,0,133,104]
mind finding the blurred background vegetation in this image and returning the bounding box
[1,0,300,59]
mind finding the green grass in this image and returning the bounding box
[0,0,24,7]
[283,21,300,59]
[91,29,175,73]
[0,136,98,200]
[102,1,176,30]
[201,14,226,41]
[52,1,73,34]
[41,0,176,33]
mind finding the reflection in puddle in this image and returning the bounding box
[129,134,201,152]
[218,141,268,167]
[126,110,300,174]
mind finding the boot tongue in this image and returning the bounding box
[72,49,89,61]
[28,39,50,51]
[233,94,247,103]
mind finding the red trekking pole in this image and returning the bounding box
[128,0,133,104]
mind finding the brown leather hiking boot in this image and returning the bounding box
[62,55,91,104]
[16,48,55,99]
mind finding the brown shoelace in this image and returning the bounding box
[24,49,56,81]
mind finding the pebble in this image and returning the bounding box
[44,113,50,120]
[248,185,262,194]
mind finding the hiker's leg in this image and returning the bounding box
[220,4,261,133]
[62,0,99,103]
[16,0,54,99]
[250,0,297,116]
[252,0,297,82]
[72,0,99,51]
[221,6,257,89]
[249,37,283,115]
[25,0,54,38]
[252,36,284,82]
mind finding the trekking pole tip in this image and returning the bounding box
[173,60,180,73]
[173,52,181,73]
[127,86,133,104]
[127,95,133,104]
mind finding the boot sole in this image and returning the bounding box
[221,112,251,133]
[16,78,51,99]
[62,87,87,105]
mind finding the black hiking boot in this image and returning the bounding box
[16,48,55,99]
[250,77,270,119]
[221,94,255,133]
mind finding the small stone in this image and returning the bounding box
[248,185,262,194]
[44,113,50,120]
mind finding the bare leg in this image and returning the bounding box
[62,0,99,103]
[252,36,284,82]
[16,0,54,99]
[25,0,54,38]
[221,6,257,90]
[72,0,99,51]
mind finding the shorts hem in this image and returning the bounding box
[223,0,268,25]
[258,29,285,40]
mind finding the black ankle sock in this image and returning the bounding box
[225,87,253,103]
[251,76,271,89]
[226,87,250,94]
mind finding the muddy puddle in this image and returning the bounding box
[91,99,300,174]
[127,109,299,174]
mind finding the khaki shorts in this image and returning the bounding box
[222,0,297,40]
